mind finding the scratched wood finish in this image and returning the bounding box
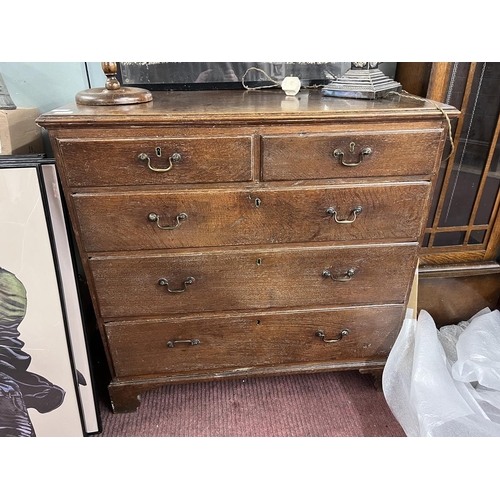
[105,305,405,378]
[89,243,417,318]
[72,182,430,252]
[56,136,253,187]
[262,129,443,181]
[36,89,459,127]
[36,89,454,413]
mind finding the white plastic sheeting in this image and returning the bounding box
[382,308,500,436]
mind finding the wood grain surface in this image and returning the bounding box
[89,243,417,318]
[36,89,453,412]
[72,182,430,252]
[105,305,405,378]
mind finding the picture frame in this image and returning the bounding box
[117,62,350,91]
[0,155,100,436]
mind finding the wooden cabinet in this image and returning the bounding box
[37,89,457,412]
[397,63,500,326]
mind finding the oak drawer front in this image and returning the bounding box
[56,136,253,187]
[73,182,430,252]
[89,244,417,318]
[261,130,443,181]
[106,305,405,377]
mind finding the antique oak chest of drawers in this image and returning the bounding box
[37,89,457,413]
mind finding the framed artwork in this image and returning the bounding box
[117,62,350,91]
[0,156,100,436]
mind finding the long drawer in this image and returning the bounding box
[73,182,431,252]
[261,129,443,181]
[105,305,405,378]
[55,136,253,187]
[89,243,417,318]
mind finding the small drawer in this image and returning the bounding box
[55,136,253,187]
[89,243,417,319]
[72,181,431,252]
[105,305,405,378]
[261,129,443,181]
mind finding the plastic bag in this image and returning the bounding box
[382,308,500,436]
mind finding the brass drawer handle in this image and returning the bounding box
[333,143,372,167]
[167,339,200,348]
[158,276,195,293]
[316,329,349,343]
[148,212,188,230]
[322,268,355,282]
[326,206,362,224]
[138,152,182,172]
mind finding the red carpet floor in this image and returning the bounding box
[93,370,405,437]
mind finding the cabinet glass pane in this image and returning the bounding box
[474,128,500,225]
[438,63,500,229]
[438,140,481,227]
[469,230,486,244]
[446,63,471,110]
[434,231,466,247]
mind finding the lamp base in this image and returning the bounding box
[322,68,402,100]
[75,86,153,106]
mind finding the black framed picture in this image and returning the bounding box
[117,62,350,91]
[0,155,99,436]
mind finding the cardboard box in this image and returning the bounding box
[0,107,44,155]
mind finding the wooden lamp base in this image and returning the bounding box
[76,62,152,106]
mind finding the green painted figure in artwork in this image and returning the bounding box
[0,267,65,436]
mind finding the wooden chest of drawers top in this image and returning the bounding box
[37,89,458,128]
